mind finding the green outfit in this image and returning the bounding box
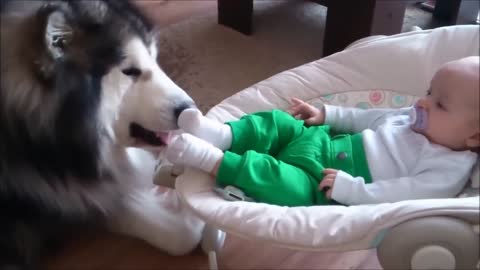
[216,110,372,206]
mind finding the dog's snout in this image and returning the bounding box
[174,102,196,119]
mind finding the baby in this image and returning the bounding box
[165,56,479,207]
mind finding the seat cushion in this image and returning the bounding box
[176,25,480,251]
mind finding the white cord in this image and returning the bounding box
[208,251,218,270]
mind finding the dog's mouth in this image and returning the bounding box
[129,123,171,147]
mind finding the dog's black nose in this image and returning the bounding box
[174,102,196,119]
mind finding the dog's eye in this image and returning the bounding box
[121,67,141,77]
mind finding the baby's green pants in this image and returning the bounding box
[216,110,372,206]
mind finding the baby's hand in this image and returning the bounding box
[319,168,338,199]
[286,97,325,126]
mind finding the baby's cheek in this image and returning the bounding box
[441,119,461,139]
[428,116,446,136]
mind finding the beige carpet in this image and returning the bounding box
[154,0,432,113]
[156,0,326,112]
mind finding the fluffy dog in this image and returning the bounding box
[0,1,204,268]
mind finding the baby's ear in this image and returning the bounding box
[465,130,480,149]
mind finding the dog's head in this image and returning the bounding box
[1,0,195,182]
[1,0,194,154]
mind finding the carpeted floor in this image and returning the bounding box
[155,0,328,112]
[144,0,438,113]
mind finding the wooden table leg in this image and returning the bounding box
[433,0,479,25]
[323,0,407,56]
[218,0,253,35]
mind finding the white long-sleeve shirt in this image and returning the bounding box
[323,105,478,205]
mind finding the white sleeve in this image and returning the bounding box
[331,167,469,205]
[323,105,411,133]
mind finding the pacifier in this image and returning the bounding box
[410,103,428,131]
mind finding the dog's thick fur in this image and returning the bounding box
[0,1,204,268]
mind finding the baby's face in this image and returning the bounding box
[412,57,479,150]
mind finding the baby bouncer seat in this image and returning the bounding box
[171,25,480,270]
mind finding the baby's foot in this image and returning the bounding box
[165,133,223,173]
[178,109,232,150]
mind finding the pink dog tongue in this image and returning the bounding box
[410,104,428,131]
[156,131,172,145]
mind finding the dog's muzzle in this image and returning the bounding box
[174,102,197,120]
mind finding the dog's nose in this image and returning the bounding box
[174,102,196,120]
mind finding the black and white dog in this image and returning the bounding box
[0,1,204,268]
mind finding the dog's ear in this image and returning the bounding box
[44,8,73,60]
[33,4,74,82]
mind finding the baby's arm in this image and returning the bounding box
[324,105,410,133]
[330,164,469,205]
[286,97,411,132]
[287,98,325,125]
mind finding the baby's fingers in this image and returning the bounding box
[293,113,304,120]
[290,97,305,105]
[323,168,338,175]
[286,102,304,115]
[304,115,323,126]
[288,98,309,112]
[326,188,333,199]
[319,176,334,190]
[286,104,302,115]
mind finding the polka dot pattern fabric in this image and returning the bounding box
[310,89,418,110]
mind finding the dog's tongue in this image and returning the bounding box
[156,131,173,145]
